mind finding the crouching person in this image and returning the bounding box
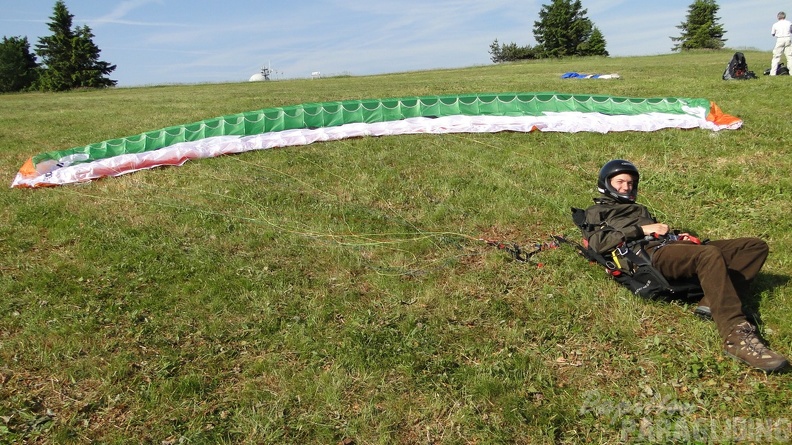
[583,159,788,373]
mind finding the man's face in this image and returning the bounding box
[610,173,636,195]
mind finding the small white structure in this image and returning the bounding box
[249,66,271,82]
[311,71,321,79]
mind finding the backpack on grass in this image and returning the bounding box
[763,63,790,76]
[722,52,757,80]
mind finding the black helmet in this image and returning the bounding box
[597,159,639,203]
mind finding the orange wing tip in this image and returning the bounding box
[707,101,743,128]
[17,158,38,178]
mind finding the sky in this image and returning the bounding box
[0,0,784,87]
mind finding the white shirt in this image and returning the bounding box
[771,19,792,38]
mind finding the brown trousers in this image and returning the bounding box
[651,238,769,339]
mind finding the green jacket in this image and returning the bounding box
[583,196,662,255]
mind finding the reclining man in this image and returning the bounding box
[582,159,788,373]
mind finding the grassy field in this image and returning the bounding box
[2,50,792,444]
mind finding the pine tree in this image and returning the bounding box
[489,39,503,63]
[35,1,75,91]
[35,0,116,91]
[71,25,117,88]
[579,27,608,56]
[533,0,606,57]
[488,39,538,63]
[671,0,727,51]
[490,0,605,63]
[0,36,40,93]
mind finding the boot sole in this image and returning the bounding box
[723,350,790,373]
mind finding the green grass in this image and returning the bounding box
[2,50,792,444]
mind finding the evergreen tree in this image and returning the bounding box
[71,25,117,88]
[489,39,503,63]
[533,0,606,57]
[35,1,76,91]
[0,36,40,93]
[488,39,538,63]
[35,0,116,91]
[671,0,727,51]
[579,27,609,56]
[489,0,605,64]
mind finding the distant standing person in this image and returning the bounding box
[770,11,792,75]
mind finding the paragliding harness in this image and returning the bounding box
[564,207,703,301]
[722,52,757,80]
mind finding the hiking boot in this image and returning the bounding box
[723,322,789,373]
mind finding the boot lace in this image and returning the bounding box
[733,323,771,355]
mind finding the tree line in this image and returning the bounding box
[490,0,727,63]
[2,0,729,92]
[0,1,116,93]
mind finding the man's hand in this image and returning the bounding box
[641,223,669,237]
[677,232,703,244]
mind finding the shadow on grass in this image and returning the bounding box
[742,272,791,325]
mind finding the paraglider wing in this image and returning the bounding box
[11,92,742,188]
